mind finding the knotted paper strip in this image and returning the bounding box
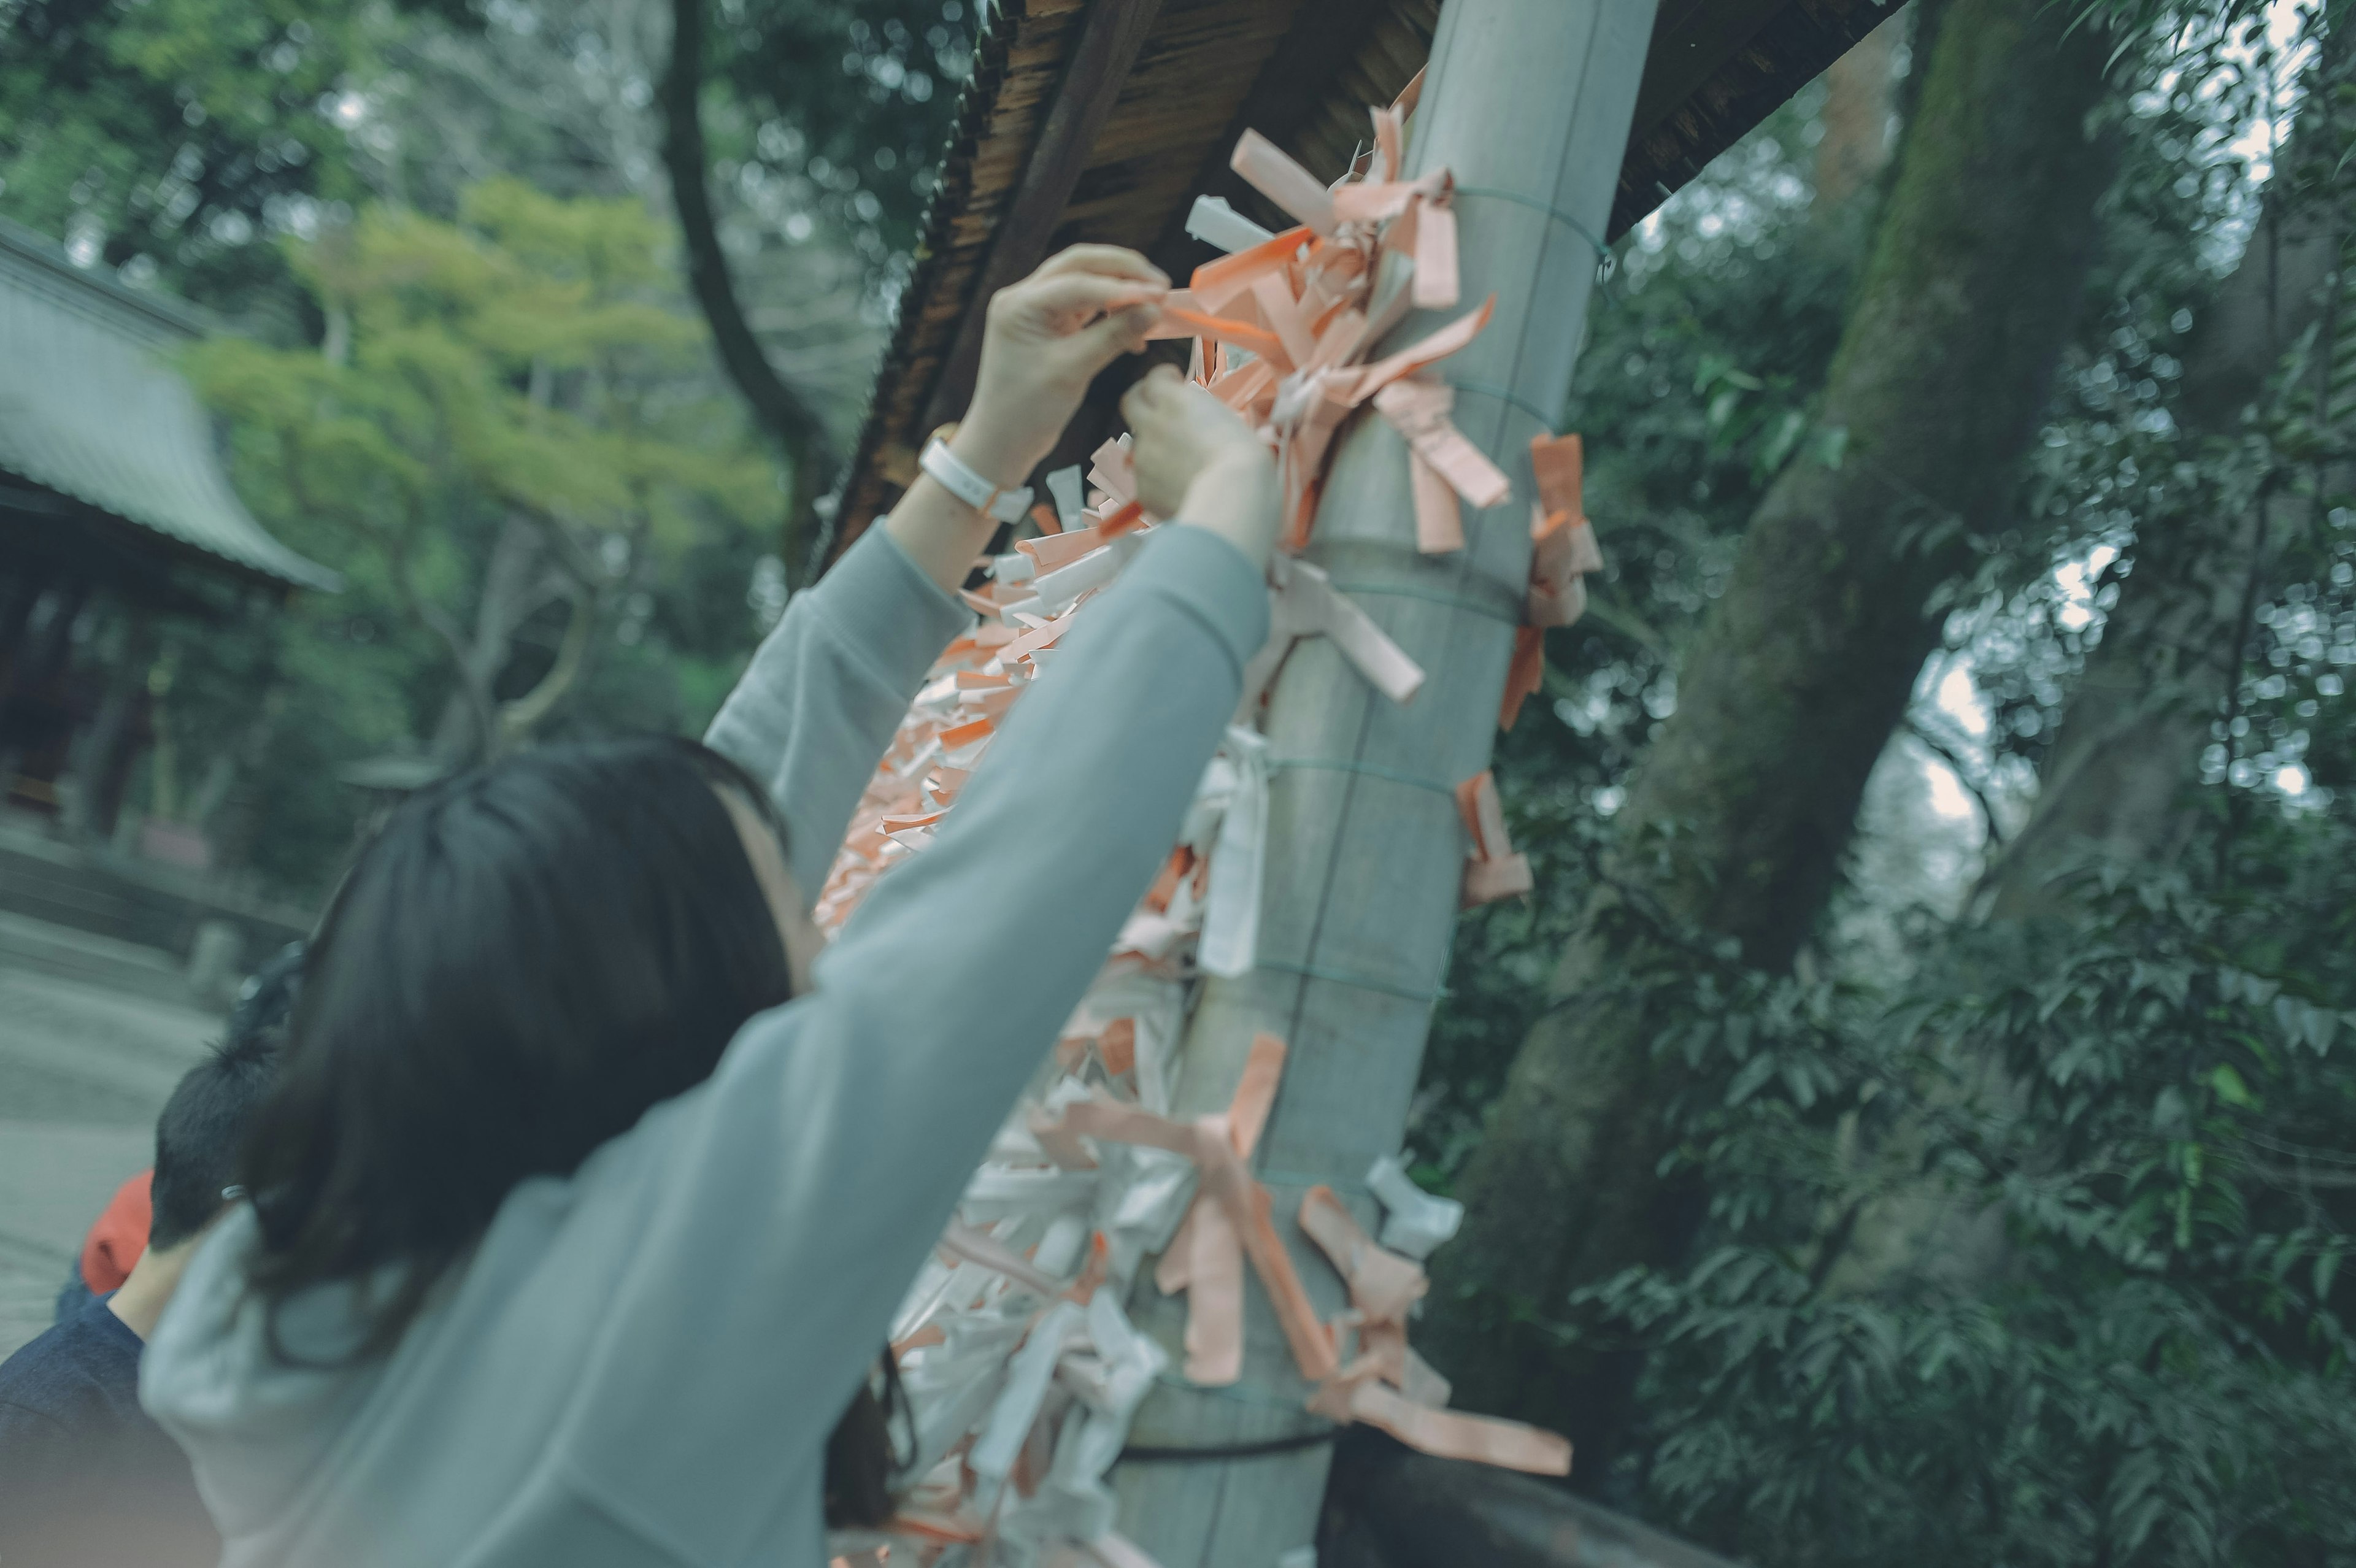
[1455,769,1534,907]
[1295,1185,1571,1477]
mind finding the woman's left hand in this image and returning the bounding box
[951,245,1169,487]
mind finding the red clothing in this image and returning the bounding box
[79,1170,152,1294]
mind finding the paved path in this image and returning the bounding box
[0,940,220,1358]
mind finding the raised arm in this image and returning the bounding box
[704,247,1171,899]
[702,527,971,899]
[556,377,1278,1559]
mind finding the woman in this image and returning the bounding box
[141,245,1280,1566]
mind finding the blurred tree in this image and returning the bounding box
[182,182,776,785]
[662,0,839,571]
[0,0,383,315]
[696,0,969,262]
[317,0,895,539]
[0,0,959,384]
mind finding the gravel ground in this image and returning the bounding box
[0,953,221,1358]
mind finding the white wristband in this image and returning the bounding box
[921,437,1033,525]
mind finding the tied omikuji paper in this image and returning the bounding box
[817,72,1600,1568]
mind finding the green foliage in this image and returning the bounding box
[168,183,782,893]
[1563,838,2356,1568]
[197,181,763,532]
[700,0,970,266]
[0,0,425,313]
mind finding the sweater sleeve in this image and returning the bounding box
[703,526,972,901]
[553,525,1269,1562]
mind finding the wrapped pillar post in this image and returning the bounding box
[1110,2,1660,1562]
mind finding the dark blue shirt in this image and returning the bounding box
[0,1293,218,1566]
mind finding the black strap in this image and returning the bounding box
[1116,1429,1341,1464]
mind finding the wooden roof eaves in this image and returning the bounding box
[823,0,1035,566]
[1611,0,1906,237]
[1161,0,1422,239]
[825,0,1911,567]
[0,478,293,610]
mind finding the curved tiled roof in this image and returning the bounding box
[0,218,339,594]
[825,0,1901,566]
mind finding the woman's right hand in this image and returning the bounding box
[1121,366,1278,571]
[953,246,1168,491]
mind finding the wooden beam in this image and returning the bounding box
[1626,0,1795,144]
[915,0,1167,439]
[1109,1,1660,1561]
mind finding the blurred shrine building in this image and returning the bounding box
[0,217,326,972]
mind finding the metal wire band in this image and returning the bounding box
[1452,184,1612,262]
[1149,1369,1337,1413]
[1447,377,1561,433]
[1255,1167,1371,1192]
[1323,578,1521,625]
[1255,956,1444,1005]
[1271,756,1457,797]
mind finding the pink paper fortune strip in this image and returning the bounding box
[1455,769,1533,908]
[1501,432,1610,732]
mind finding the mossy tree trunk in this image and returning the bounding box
[1419,0,2121,1473]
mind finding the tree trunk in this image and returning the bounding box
[1820,20,2355,1316]
[429,510,548,761]
[660,0,839,577]
[1975,53,2349,920]
[1109,2,1658,1560]
[1419,0,2120,1477]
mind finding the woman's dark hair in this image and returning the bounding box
[238,736,903,1525]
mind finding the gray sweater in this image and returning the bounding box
[141,523,1269,1567]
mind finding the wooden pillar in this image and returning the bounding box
[64,607,158,839]
[1112,2,1660,1562]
